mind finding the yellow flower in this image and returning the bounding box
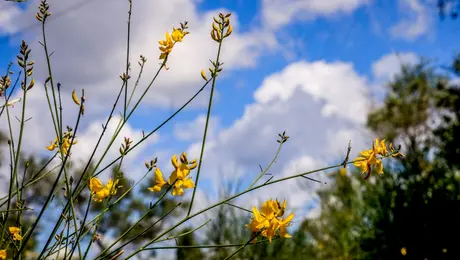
[374,138,388,156]
[46,137,58,151]
[353,149,373,173]
[0,249,6,260]
[247,199,294,243]
[88,177,119,202]
[106,179,120,195]
[171,27,184,42]
[279,213,294,238]
[159,25,188,61]
[354,140,388,179]
[148,168,167,192]
[401,247,407,256]
[46,131,77,155]
[159,32,174,60]
[147,152,197,196]
[9,226,22,241]
[168,152,197,196]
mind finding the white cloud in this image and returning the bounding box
[182,59,373,222]
[0,81,156,184]
[3,0,277,111]
[262,0,369,29]
[173,114,220,141]
[372,52,419,80]
[254,60,370,124]
[0,1,23,34]
[389,0,432,40]
[71,115,159,172]
[370,52,419,100]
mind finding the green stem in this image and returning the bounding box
[94,79,211,178]
[100,202,182,260]
[123,0,132,120]
[19,104,84,259]
[95,181,176,259]
[186,30,224,217]
[224,232,260,260]
[125,161,356,259]
[141,239,270,251]
[154,219,211,244]
[0,159,58,207]
[248,142,283,189]
[6,55,29,258]
[42,18,62,140]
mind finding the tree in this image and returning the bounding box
[361,59,460,259]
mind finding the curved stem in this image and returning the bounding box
[125,160,360,259]
[248,142,284,189]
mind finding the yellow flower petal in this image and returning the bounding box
[201,69,208,81]
[171,186,184,196]
[171,28,184,42]
[171,155,179,169]
[72,90,80,106]
[88,177,104,193]
[9,227,20,235]
[182,178,195,189]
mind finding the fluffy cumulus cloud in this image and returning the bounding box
[180,60,373,220]
[0,0,276,189]
[2,0,277,110]
[389,0,432,40]
[262,0,369,29]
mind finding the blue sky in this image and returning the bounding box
[1,0,459,258]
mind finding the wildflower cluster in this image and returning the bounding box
[88,177,120,202]
[158,22,189,62]
[210,13,232,42]
[247,199,295,242]
[354,138,404,179]
[0,249,5,260]
[46,127,78,156]
[36,0,51,22]
[148,152,197,196]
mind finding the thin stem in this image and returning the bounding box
[95,181,176,259]
[224,202,252,213]
[94,79,211,177]
[20,104,84,259]
[156,219,211,243]
[42,16,61,139]
[6,52,29,252]
[39,73,129,255]
[100,202,182,260]
[186,38,224,217]
[125,160,361,259]
[224,232,260,260]
[126,57,145,109]
[248,142,283,189]
[0,157,58,207]
[142,239,270,251]
[123,0,132,120]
